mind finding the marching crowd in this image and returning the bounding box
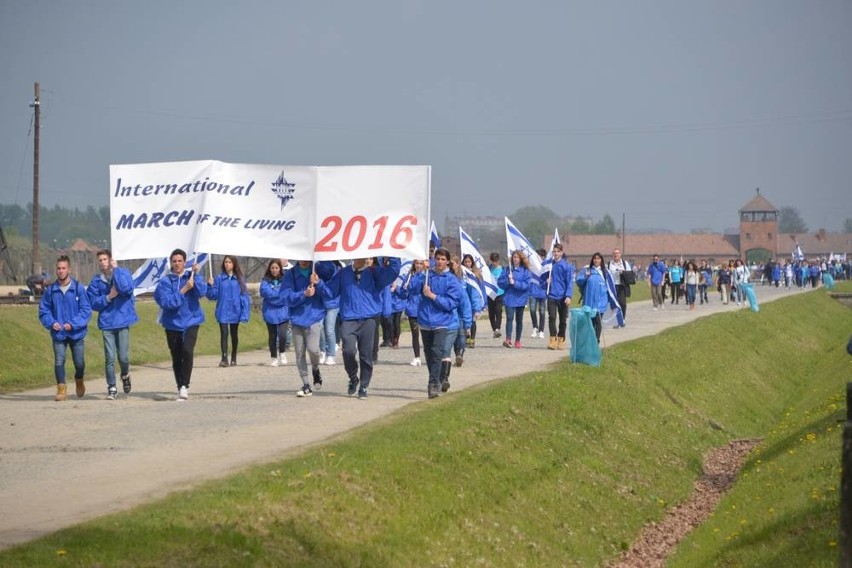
[37,246,841,402]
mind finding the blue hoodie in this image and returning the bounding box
[259,276,290,324]
[206,272,250,324]
[284,264,328,327]
[417,268,464,329]
[154,270,207,331]
[325,258,401,320]
[87,266,139,331]
[39,278,92,341]
[497,264,531,308]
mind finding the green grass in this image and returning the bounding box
[1,284,850,566]
[0,301,271,393]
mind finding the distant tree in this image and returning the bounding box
[511,205,560,229]
[569,218,591,234]
[844,218,852,233]
[778,207,808,233]
[591,214,616,234]
[519,218,550,248]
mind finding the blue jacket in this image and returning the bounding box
[154,270,207,331]
[529,273,546,300]
[546,259,574,301]
[259,277,290,324]
[284,265,327,328]
[87,266,139,331]
[466,279,484,314]
[325,258,401,320]
[417,268,464,329]
[391,281,407,313]
[576,267,610,315]
[39,278,92,341]
[206,272,250,324]
[497,265,531,308]
[402,271,425,318]
[457,282,473,330]
[647,261,667,286]
[314,261,341,310]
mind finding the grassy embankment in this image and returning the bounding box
[0,283,849,566]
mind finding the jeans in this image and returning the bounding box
[53,338,85,383]
[320,307,339,358]
[686,284,697,305]
[528,297,545,330]
[504,306,525,341]
[102,327,130,387]
[420,327,454,386]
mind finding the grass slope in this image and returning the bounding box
[1,285,849,567]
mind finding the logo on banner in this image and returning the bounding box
[271,172,296,210]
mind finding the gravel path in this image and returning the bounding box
[0,285,805,550]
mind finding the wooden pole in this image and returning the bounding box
[31,82,41,276]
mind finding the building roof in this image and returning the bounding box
[551,233,740,260]
[780,232,852,258]
[739,190,778,213]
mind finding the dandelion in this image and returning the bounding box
[56,550,66,556]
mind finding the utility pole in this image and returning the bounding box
[30,82,41,276]
[621,213,626,256]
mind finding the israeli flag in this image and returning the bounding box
[393,259,414,288]
[459,227,499,299]
[793,243,804,261]
[542,227,561,273]
[601,269,625,326]
[430,220,442,249]
[504,217,543,276]
[461,265,485,306]
[132,253,209,296]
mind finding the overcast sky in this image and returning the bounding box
[1,0,850,234]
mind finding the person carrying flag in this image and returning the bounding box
[545,243,573,350]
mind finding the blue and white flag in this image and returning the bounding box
[459,227,499,299]
[602,269,625,326]
[793,243,804,261]
[542,227,561,273]
[430,220,442,249]
[393,259,414,288]
[132,253,209,296]
[461,265,485,306]
[504,217,543,276]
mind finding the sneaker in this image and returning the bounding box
[357,388,368,399]
[230,358,237,367]
[410,357,421,366]
[347,379,358,396]
[493,330,501,338]
[279,353,288,365]
[106,387,117,400]
[312,367,323,390]
[178,386,188,400]
[297,384,313,397]
[75,378,86,398]
[428,383,441,399]
[324,356,336,366]
[219,358,229,368]
[653,307,658,311]
[514,340,522,349]
[502,340,512,348]
[318,353,327,365]
[120,374,132,394]
[269,357,280,367]
[530,327,538,338]
[455,355,463,367]
[538,330,545,339]
[441,378,451,393]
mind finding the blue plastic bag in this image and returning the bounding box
[569,306,601,367]
[740,283,760,312]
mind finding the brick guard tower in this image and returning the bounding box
[738,188,779,262]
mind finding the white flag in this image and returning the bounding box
[505,217,543,276]
[458,227,499,299]
[132,253,209,296]
[542,227,561,273]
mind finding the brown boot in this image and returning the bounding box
[75,378,86,398]
[55,383,67,401]
[557,337,566,350]
[548,336,557,350]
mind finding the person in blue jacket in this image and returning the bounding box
[401,259,426,366]
[259,259,291,366]
[154,249,207,401]
[322,256,401,399]
[206,255,250,367]
[528,248,547,341]
[418,248,464,399]
[284,261,328,397]
[451,256,478,368]
[461,254,485,348]
[88,249,139,399]
[39,254,92,401]
[497,250,532,349]
[545,243,574,351]
[647,255,667,310]
[318,261,342,366]
[576,252,613,343]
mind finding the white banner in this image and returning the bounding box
[109,161,431,261]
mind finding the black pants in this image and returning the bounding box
[547,298,569,338]
[166,326,199,389]
[266,322,287,357]
[487,295,504,332]
[591,313,602,343]
[615,285,628,319]
[219,323,239,360]
[408,316,421,358]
